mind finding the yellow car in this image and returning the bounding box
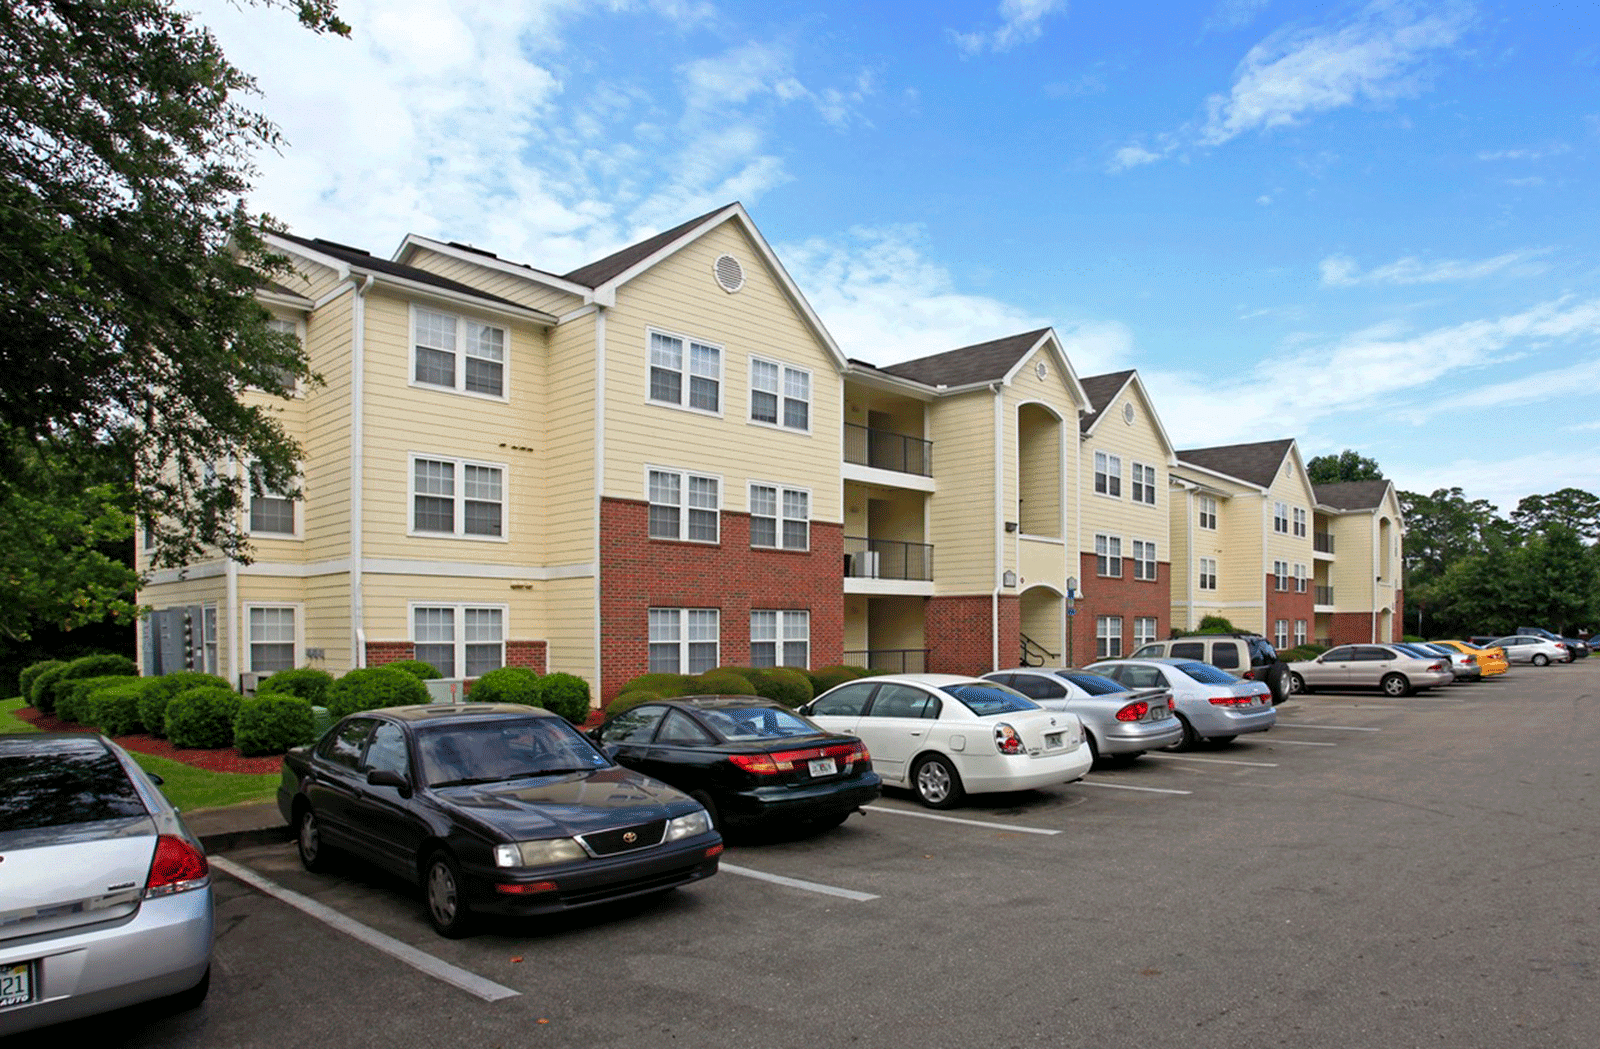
[1434,639,1508,676]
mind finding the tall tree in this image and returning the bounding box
[1398,487,1509,588]
[1509,488,1600,542]
[0,1,346,636]
[1307,449,1384,484]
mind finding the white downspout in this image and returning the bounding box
[226,461,241,684]
[1184,487,1195,632]
[350,274,373,668]
[992,384,1005,671]
[592,307,607,701]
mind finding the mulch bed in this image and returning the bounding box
[12,706,283,775]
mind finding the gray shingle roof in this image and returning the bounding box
[1315,480,1392,510]
[1078,370,1136,432]
[560,205,731,289]
[879,329,1052,387]
[1175,438,1296,488]
[274,232,529,311]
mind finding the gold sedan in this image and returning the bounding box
[1434,639,1509,676]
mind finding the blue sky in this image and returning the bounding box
[193,0,1600,513]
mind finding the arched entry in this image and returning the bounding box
[1019,584,1063,666]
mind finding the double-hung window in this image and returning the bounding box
[413,306,506,397]
[248,465,298,537]
[1293,507,1307,538]
[649,608,719,674]
[1096,616,1123,659]
[1096,534,1122,577]
[649,330,720,413]
[648,469,720,543]
[1134,616,1158,650]
[750,359,811,432]
[412,456,504,538]
[1273,501,1289,534]
[413,605,505,677]
[247,606,298,673]
[263,317,302,395]
[749,483,809,550]
[1131,462,1157,505]
[1275,619,1289,649]
[1094,451,1122,497]
[1273,560,1289,591]
[751,610,810,668]
[1199,557,1218,591]
[1294,620,1307,646]
[1133,540,1157,581]
[1294,563,1308,593]
[1199,495,1217,530]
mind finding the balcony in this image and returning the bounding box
[1314,532,1336,555]
[844,648,928,674]
[844,423,932,477]
[1315,586,1334,606]
[844,536,933,581]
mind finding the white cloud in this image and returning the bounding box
[1320,249,1548,287]
[1404,357,1600,419]
[1477,144,1571,161]
[952,0,1069,56]
[1107,144,1166,172]
[1393,451,1600,514]
[1204,0,1273,33]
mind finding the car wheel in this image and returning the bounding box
[1380,673,1411,697]
[1167,714,1198,751]
[1532,653,1550,666]
[296,806,330,873]
[1083,731,1101,763]
[912,754,964,809]
[424,851,475,939]
[1288,672,1308,695]
[689,790,721,833]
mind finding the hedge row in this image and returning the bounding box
[604,664,878,720]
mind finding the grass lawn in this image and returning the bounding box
[2,696,280,812]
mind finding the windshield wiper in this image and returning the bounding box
[429,775,511,787]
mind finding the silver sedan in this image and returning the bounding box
[1490,635,1571,666]
[984,668,1184,763]
[1286,644,1454,696]
[0,734,214,1036]
[1083,658,1276,749]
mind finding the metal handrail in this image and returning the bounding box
[843,536,934,581]
[844,648,928,674]
[1020,632,1057,667]
[844,423,933,476]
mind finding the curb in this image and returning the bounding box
[199,824,293,854]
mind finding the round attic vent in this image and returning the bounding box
[714,254,745,293]
[1123,402,1136,425]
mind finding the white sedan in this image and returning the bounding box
[800,674,1092,808]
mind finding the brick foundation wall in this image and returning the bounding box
[598,498,844,701]
[1070,554,1170,662]
[1264,575,1315,646]
[1327,612,1377,645]
[927,594,1019,676]
[366,639,547,674]
[365,642,414,666]
[1393,591,1404,641]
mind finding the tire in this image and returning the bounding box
[424,851,475,939]
[689,790,721,833]
[912,754,964,809]
[1532,653,1550,667]
[1084,731,1101,764]
[1288,672,1308,695]
[1380,673,1411,697]
[1168,714,1199,751]
[295,806,330,873]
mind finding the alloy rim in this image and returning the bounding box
[299,814,318,862]
[428,862,457,925]
[918,762,950,803]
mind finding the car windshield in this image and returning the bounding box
[1177,661,1239,686]
[418,719,610,787]
[1057,672,1126,696]
[0,740,148,833]
[698,706,822,741]
[942,683,1039,716]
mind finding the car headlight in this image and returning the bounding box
[665,809,713,841]
[493,838,588,868]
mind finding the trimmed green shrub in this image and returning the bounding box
[234,693,317,756]
[691,670,756,696]
[807,664,875,695]
[711,665,759,683]
[614,672,697,698]
[533,672,591,723]
[325,665,430,718]
[29,663,71,711]
[747,666,813,708]
[19,660,65,704]
[1195,615,1242,634]
[381,659,442,680]
[49,653,139,711]
[90,680,158,737]
[56,676,137,725]
[257,667,335,705]
[165,687,243,749]
[140,672,232,739]
[603,691,661,719]
[464,667,541,706]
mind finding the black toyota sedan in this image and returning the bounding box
[277,704,721,937]
[590,697,880,836]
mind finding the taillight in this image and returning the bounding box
[1242,670,1257,679]
[994,723,1025,754]
[1115,701,1148,722]
[1428,662,1444,672]
[146,834,209,897]
[728,741,870,776]
[1208,694,1256,707]
[727,753,780,775]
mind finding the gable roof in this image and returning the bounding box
[1175,439,1296,489]
[560,206,728,289]
[879,329,1054,387]
[1078,370,1136,433]
[1315,479,1394,511]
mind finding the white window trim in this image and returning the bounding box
[1199,557,1218,591]
[1273,500,1289,534]
[245,460,304,541]
[407,452,510,543]
[649,607,721,674]
[244,602,303,674]
[256,314,305,397]
[1096,615,1124,659]
[645,326,724,418]
[408,601,509,677]
[1294,619,1307,646]
[646,466,723,545]
[750,609,811,669]
[1133,616,1159,650]
[748,480,811,552]
[1131,461,1158,506]
[1093,450,1123,499]
[1133,538,1158,581]
[1199,495,1218,530]
[1294,563,1308,593]
[1095,533,1123,577]
[1293,506,1308,538]
[1273,560,1289,591]
[1274,619,1289,649]
[408,304,511,403]
[747,356,812,435]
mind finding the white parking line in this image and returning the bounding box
[1274,722,1381,732]
[1075,780,1193,795]
[862,804,1063,835]
[211,856,520,1002]
[719,863,878,901]
[1268,739,1338,747]
[1142,753,1279,768]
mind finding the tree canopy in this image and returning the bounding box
[1509,487,1600,542]
[1306,449,1384,485]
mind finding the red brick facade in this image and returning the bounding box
[926,594,1019,676]
[365,639,547,674]
[1071,554,1170,662]
[598,498,844,700]
[365,642,414,666]
[1264,574,1315,647]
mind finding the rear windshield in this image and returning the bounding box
[943,683,1039,716]
[0,742,148,832]
[698,706,821,741]
[1177,661,1240,686]
[1058,672,1125,696]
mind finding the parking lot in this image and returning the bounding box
[17,662,1600,1049]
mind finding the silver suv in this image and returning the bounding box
[1129,633,1290,704]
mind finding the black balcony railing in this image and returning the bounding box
[844,648,928,674]
[1315,586,1335,605]
[1314,532,1335,554]
[844,423,933,476]
[843,536,934,581]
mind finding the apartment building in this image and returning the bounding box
[1310,480,1406,645]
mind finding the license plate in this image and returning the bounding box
[1045,732,1063,748]
[808,758,837,777]
[1,961,35,1008]
[1150,706,1168,720]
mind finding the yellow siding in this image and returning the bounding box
[1079,382,1170,559]
[274,253,348,302]
[541,311,597,565]
[403,247,585,317]
[303,572,353,672]
[1018,537,1066,590]
[927,392,998,592]
[1264,459,1317,567]
[301,290,355,564]
[538,576,597,682]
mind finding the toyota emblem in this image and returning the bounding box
[622,831,637,844]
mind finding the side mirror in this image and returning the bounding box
[366,769,412,797]
[146,771,165,786]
